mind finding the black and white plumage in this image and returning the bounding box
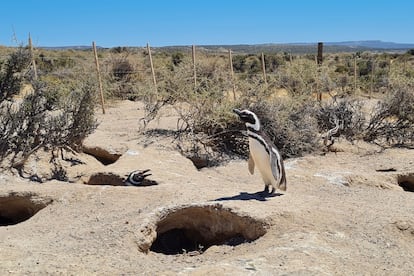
[233,108,287,194]
[125,169,152,186]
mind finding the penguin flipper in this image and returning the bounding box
[248,153,255,175]
[270,149,287,191]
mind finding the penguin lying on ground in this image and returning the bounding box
[233,108,287,194]
[125,169,152,186]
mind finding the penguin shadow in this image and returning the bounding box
[213,191,283,202]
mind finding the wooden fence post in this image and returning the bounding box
[92,41,105,114]
[228,49,236,100]
[28,33,38,80]
[192,45,197,88]
[147,43,157,92]
[354,55,357,94]
[316,42,323,102]
[370,60,375,98]
[261,52,267,86]
[317,42,323,65]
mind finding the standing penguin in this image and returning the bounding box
[233,109,287,194]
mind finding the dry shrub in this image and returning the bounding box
[175,100,246,167]
[154,60,242,163]
[174,95,321,162]
[104,55,140,100]
[0,47,31,101]
[246,98,320,158]
[317,85,414,147]
[140,57,231,119]
[317,98,366,141]
[137,50,414,167]
[139,55,324,165]
[276,59,319,96]
[0,80,97,171]
[389,57,414,88]
[46,81,98,150]
[139,58,243,166]
[111,57,135,82]
[363,86,414,146]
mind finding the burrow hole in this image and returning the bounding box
[0,193,52,226]
[82,146,121,166]
[146,204,267,255]
[86,172,125,186]
[186,155,210,170]
[398,173,414,192]
[85,172,157,186]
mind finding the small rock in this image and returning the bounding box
[394,220,411,231]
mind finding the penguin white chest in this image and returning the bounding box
[249,137,273,182]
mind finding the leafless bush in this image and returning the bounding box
[138,59,243,166]
[174,100,245,166]
[317,98,366,141]
[0,47,31,101]
[45,81,98,150]
[140,57,230,121]
[363,86,414,146]
[103,55,141,100]
[316,85,414,147]
[0,81,97,170]
[111,57,135,82]
[135,49,414,166]
[138,55,327,164]
[246,99,321,158]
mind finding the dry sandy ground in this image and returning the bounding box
[1,100,414,275]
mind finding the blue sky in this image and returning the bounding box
[1,0,413,47]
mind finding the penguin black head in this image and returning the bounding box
[125,169,151,186]
[233,108,261,131]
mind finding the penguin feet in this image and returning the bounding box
[259,185,271,196]
[259,185,277,197]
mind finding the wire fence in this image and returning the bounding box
[2,40,413,114]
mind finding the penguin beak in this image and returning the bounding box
[233,108,242,116]
[125,169,152,178]
[139,169,152,179]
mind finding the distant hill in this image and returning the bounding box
[324,40,414,49]
[39,45,99,50]
[191,41,414,54]
[155,41,414,54]
[37,40,414,54]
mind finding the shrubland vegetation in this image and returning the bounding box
[0,46,97,176]
[0,44,413,173]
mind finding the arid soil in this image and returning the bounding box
[1,100,413,275]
